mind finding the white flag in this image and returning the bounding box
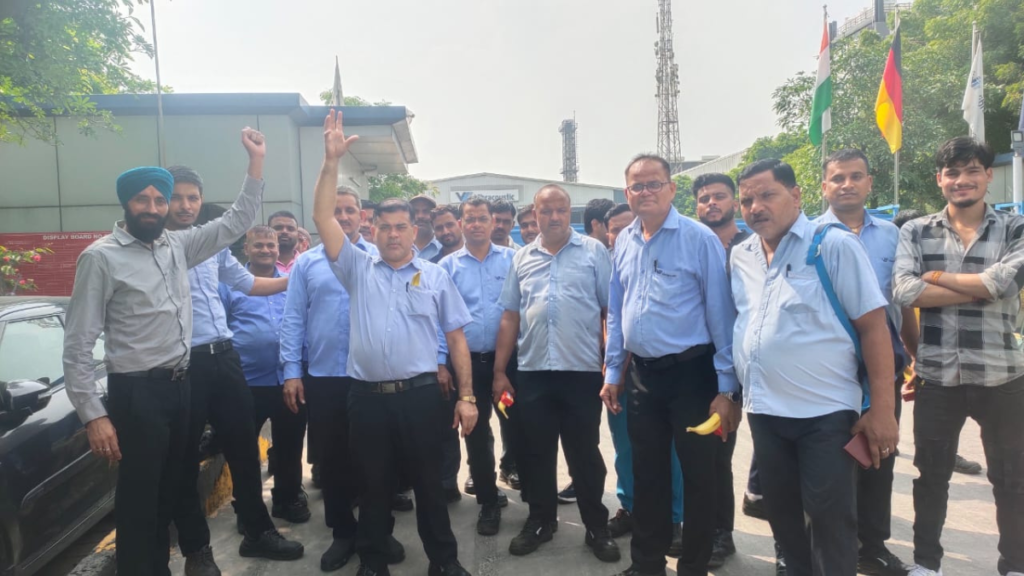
[962,36,985,143]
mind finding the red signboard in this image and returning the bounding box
[0,232,108,296]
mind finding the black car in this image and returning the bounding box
[0,297,116,576]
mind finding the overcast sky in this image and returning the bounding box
[130,0,873,187]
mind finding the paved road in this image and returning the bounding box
[168,403,1001,576]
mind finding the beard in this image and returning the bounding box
[124,209,167,243]
[703,207,736,228]
[950,196,983,209]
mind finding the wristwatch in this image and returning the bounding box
[719,391,741,403]
[458,396,477,404]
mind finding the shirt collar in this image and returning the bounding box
[935,204,999,228]
[820,207,878,230]
[112,220,167,247]
[413,237,442,255]
[371,252,424,272]
[788,212,814,240]
[528,229,583,254]
[625,208,681,241]
[245,262,282,278]
[455,242,499,262]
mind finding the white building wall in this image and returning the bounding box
[431,174,620,208]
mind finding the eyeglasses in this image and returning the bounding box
[627,181,670,194]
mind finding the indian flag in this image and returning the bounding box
[809,19,832,147]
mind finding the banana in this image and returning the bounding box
[686,413,722,436]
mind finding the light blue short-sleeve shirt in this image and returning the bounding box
[730,213,887,418]
[330,235,472,382]
[499,230,612,372]
[439,244,515,353]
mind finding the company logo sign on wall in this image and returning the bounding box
[450,189,520,203]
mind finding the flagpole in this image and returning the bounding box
[821,4,830,213]
[149,0,166,167]
[893,150,900,205]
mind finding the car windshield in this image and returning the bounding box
[0,316,66,386]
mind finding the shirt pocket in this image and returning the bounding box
[648,266,681,306]
[777,274,820,315]
[403,289,435,317]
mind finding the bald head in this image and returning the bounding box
[535,184,571,204]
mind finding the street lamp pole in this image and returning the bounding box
[149,0,166,167]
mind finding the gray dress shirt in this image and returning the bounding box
[62,176,264,424]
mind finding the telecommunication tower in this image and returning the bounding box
[560,118,579,183]
[655,0,684,174]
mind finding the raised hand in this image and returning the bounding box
[323,109,359,161]
[241,127,266,159]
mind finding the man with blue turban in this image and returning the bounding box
[63,128,271,576]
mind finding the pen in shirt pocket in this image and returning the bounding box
[785,264,791,277]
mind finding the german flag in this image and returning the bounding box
[875,23,903,154]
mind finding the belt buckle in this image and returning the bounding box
[379,381,400,394]
[207,342,217,354]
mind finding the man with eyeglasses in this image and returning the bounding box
[603,154,740,576]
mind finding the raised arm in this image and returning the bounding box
[182,129,267,267]
[312,109,360,262]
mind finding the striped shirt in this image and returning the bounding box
[892,205,1024,387]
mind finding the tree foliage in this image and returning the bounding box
[368,173,437,204]
[318,91,392,107]
[0,0,158,144]
[672,174,696,218]
[749,0,1024,213]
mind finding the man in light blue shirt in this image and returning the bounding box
[219,226,307,541]
[411,194,443,262]
[163,165,302,568]
[815,149,913,576]
[731,158,899,576]
[312,110,477,576]
[602,155,739,576]
[439,196,516,537]
[493,184,620,563]
[279,185,408,573]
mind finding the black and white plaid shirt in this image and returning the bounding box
[893,205,1024,387]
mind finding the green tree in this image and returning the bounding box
[368,173,437,203]
[318,91,392,107]
[672,174,696,218]
[745,0,1024,213]
[0,0,158,144]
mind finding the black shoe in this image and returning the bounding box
[612,568,667,576]
[775,541,787,576]
[464,476,476,495]
[954,454,983,475]
[311,462,322,489]
[557,482,576,504]
[666,523,683,558]
[509,518,554,556]
[477,503,502,536]
[742,493,768,520]
[499,467,522,490]
[320,538,356,572]
[858,550,911,575]
[239,528,304,561]
[385,535,406,564]
[445,486,462,504]
[428,559,471,576]
[607,508,634,538]
[392,492,414,512]
[586,527,621,563]
[708,529,736,568]
[184,545,221,576]
[272,491,312,523]
[496,488,509,508]
[355,565,390,576]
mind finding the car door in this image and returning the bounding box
[0,313,113,573]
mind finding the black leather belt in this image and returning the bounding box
[191,339,233,355]
[471,351,496,363]
[632,344,711,372]
[357,373,437,394]
[114,367,188,381]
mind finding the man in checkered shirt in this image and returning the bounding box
[893,137,1024,576]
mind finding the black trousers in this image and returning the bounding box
[716,422,737,532]
[441,393,461,490]
[465,354,525,490]
[349,379,458,569]
[305,375,360,539]
[627,350,719,576]
[913,375,1024,574]
[517,370,607,529]
[108,373,190,576]
[749,410,859,576]
[250,385,307,506]
[175,348,273,554]
[857,377,903,557]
